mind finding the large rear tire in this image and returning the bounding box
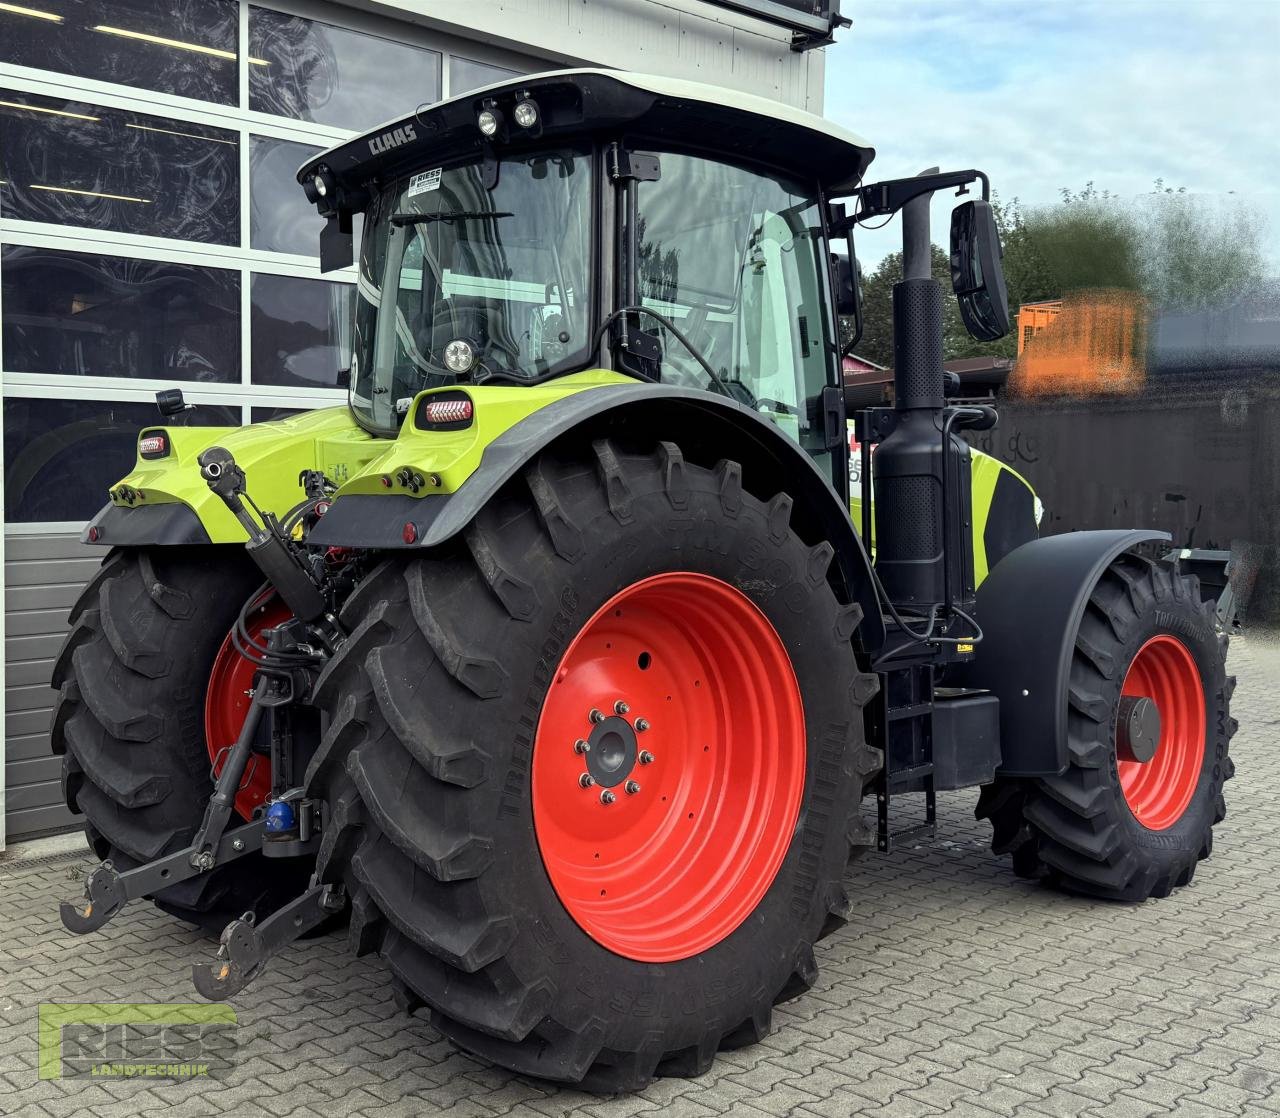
[51,547,312,931]
[308,439,881,1090]
[977,552,1235,901]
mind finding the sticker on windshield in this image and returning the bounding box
[407,168,442,197]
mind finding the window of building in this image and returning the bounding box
[251,272,352,389]
[0,89,239,244]
[250,135,324,256]
[449,56,520,96]
[248,7,441,130]
[0,0,240,106]
[1,244,241,383]
[2,397,239,523]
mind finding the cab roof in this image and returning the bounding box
[297,68,875,201]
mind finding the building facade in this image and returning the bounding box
[0,0,828,843]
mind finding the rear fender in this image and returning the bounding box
[951,528,1170,776]
[82,407,382,546]
[312,384,886,652]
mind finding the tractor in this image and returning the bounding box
[54,69,1236,1091]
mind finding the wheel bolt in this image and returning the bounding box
[635,718,650,732]
[639,750,655,765]
[614,700,630,715]
[600,790,616,805]
[625,780,641,795]
[579,773,595,788]
[589,708,605,724]
[574,739,589,754]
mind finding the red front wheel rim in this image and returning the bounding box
[205,597,292,821]
[532,572,806,962]
[1117,634,1206,830]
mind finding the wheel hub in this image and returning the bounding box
[1116,695,1161,763]
[583,715,638,788]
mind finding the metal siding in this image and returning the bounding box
[2,532,97,840]
[336,0,824,109]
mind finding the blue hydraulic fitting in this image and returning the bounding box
[264,800,296,834]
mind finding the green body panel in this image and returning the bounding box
[968,451,1038,584]
[108,370,632,542]
[848,438,1040,587]
[337,369,634,498]
[109,407,383,542]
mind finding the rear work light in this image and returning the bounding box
[139,432,169,459]
[416,393,475,431]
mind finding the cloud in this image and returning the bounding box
[826,0,1280,272]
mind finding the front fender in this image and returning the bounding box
[312,383,886,652]
[951,528,1170,776]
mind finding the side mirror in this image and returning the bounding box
[950,199,1010,341]
[832,240,863,352]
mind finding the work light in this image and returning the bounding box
[513,97,539,129]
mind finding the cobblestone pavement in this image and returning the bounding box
[2,636,1277,1118]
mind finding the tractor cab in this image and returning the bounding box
[299,69,875,478]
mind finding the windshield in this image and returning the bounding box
[350,146,593,433]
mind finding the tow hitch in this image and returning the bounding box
[61,449,350,995]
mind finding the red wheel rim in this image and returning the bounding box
[1117,634,1206,830]
[532,572,806,962]
[205,598,291,821]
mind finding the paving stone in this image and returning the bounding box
[2,637,1277,1117]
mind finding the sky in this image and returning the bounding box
[824,0,1280,273]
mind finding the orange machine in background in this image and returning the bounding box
[1012,289,1148,396]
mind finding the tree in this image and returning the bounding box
[850,182,1268,367]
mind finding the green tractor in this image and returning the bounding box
[55,69,1236,1091]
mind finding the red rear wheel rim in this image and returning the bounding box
[205,598,291,821]
[1117,634,1206,830]
[532,572,806,962]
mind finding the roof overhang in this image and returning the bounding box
[297,68,874,203]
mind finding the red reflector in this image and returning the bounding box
[379,475,392,488]
[87,526,102,542]
[402,522,418,544]
[424,398,473,425]
[139,434,167,456]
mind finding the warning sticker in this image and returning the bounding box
[407,168,442,197]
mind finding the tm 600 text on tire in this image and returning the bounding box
[52,547,313,930]
[308,439,882,1090]
[978,552,1235,900]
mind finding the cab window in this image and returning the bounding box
[631,152,836,467]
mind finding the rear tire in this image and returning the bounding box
[52,547,312,931]
[978,552,1236,901]
[309,439,881,1090]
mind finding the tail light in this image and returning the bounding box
[416,391,474,431]
[139,431,169,459]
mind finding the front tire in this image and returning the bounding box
[978,552,1236,901]
[309,439,881,1090]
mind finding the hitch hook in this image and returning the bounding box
[193,880,345,1001]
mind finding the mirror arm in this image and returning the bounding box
[833,169,990,231]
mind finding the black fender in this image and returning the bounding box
[951,528,1170,777]
[312,384,886,651]
[82,502,212,546]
